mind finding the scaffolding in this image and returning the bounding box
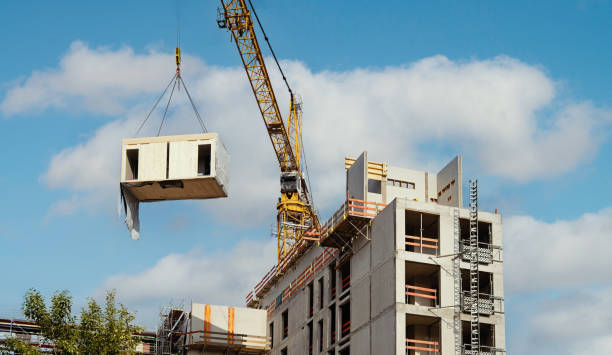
[156,305,188,355]
[468,179,480,354]
[453,207,462,355]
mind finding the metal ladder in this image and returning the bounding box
[453,207,462,355]
[469,180,480,353]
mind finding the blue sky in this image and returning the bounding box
[1,1,612,353]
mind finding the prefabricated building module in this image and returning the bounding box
[119,133,229,240]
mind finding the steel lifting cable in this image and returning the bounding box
[135,73,177,136]
[134,0,207,137]
[179,76,208,133]
[157,77,179,136]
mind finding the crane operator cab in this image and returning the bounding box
[280,172,301,196]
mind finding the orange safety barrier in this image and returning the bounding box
[341,320,351,337]
[405,285,437,301]
[342,274,351,290]
[405,235,439,250]
[262,248,338,316]
[405,338,440,352]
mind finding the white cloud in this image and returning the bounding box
[1,41,176,115]
[512,287,612,354]
[95,239,276,329]
[504,207,612,294]
[3,42,610,226]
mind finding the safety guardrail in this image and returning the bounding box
[406,338,440,353]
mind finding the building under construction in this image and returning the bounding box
[239,153,505,355]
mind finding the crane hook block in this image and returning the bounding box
[175,47,181,67]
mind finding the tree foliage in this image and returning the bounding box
[3,289,143,355]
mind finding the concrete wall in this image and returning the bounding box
[436,155,462,208]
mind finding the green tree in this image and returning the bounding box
[3,289,143,355]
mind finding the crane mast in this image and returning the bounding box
[218,0,319,263]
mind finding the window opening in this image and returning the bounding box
[318,319,324,352]
[308,321,313,355]
[318,277,324,309]
[197,144,211,176]
[340,301,350,338]
[125,149,139,180]
[329,305,336,345]
[308,282,314,317]
[282,310,289,339]
[329,264,337,300]
[367,179,381,194]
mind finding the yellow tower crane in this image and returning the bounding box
[217,0,320,263]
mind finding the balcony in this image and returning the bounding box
[461,292,505,315]
[462,345,504,354]
[460,241,493,264]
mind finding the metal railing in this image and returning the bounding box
[460,241,503,264]
[463,344,505,354]
[462,292,504,315]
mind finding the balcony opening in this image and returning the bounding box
[329,263,337,300]
[339,260,351,295]
[125,149,139,180]
[281,347,288,355]
[405,210,440,256]
[329,304,336,345]
[307,321,313,355]
[462,321,495,354]
[282,310,289,339]
[405,314,441,355]
[461,270,498,315]
[405,261,439,307]
[197,144,211,176]
[339,347,350,355]
[308,282,314,318]
[460,219,494,264]
[460,219,492,245]
[340,301,350,339]
[269,322,274,348]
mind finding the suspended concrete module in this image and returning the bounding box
[120,133,229,240]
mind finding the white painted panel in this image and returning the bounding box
[168,140,196,179]
[138,142,167,181]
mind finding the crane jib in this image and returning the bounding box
[221,0,298,173]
